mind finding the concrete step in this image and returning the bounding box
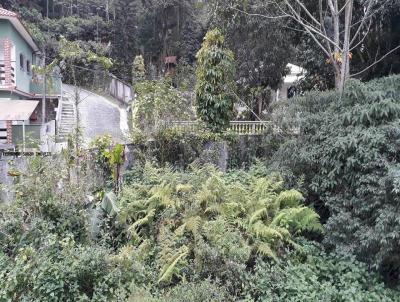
[57,97,77,142]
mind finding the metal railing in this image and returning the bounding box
[109,75,133,105]
[30,70,62,96]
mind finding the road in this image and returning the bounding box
[63,84,129,145]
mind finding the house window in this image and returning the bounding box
[19,53,24,71]
[26,60,31,74]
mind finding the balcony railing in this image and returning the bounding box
[30,72,62,96]
[0,60,15,86]
[160,120,300,135]
[161,120,272,135]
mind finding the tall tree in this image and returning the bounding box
[137,0,206,74]
[111,0,140,81]
[210,0,294,116]
[233,0,400,91]
[195,28,236,131]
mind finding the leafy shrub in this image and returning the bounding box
[0,157,90,251]
[149,127,237,167]
[133,79,194,136]
[124,280,232,302]
[1,155,398,300]
[162,280,232,302]
[268,75,400,282]
[0,156,149,301]
[0,236,148,301]
[247,241,398,302]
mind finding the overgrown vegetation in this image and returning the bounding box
[268,75,400,283]
[132,80,194,137]
[2,157,397,301]
[1,0,400,299]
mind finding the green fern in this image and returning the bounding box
[128,208,156,242]
[158,246,188,284]
[119,163,323,281]
[271,207,323,234]
[276,189,304,208]
[256,242,278,262]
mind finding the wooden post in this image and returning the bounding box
[22,120,26,152]
[42,53,46,124]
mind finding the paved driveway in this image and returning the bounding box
[63,85,129,145]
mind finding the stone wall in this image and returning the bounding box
[0,136,267,203]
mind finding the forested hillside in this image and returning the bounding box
[1,0,399,104]
[1,1,400,301]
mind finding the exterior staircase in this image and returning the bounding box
[56,94,76,142]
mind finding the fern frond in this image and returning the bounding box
[205,203,223,215]
[295,208,323,233]
[196,174,226,207]
[148,182,175,208]
[174,224,186,237]
[271,207,323,234]
[256,242,278,262]
[249,208,268,225]
[158,247,188,284]
[276,189,304,208]
[286,239,303,252]
[128,208,156,240]
[176,183,193,193]
[251,221,284,241]
[251,177,282,199]
[184,216,202,236]
[223,202,244,218]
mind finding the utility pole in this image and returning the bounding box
[42,52,46,124]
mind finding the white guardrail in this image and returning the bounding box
[163,121,272,135]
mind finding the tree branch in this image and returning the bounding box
[229,6,289,19]
[350,45,400,77]
[338,0,353,15]
[292,0,321,26]
[349,0,376,47]
[282,0,342,50]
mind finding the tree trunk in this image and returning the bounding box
[339,0,353,92]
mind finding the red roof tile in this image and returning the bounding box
[0,8,18,18]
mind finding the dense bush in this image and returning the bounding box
[132,79,194,136]
[268,75,400,282]
[1,155,398,300]
[247,241,398,302]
